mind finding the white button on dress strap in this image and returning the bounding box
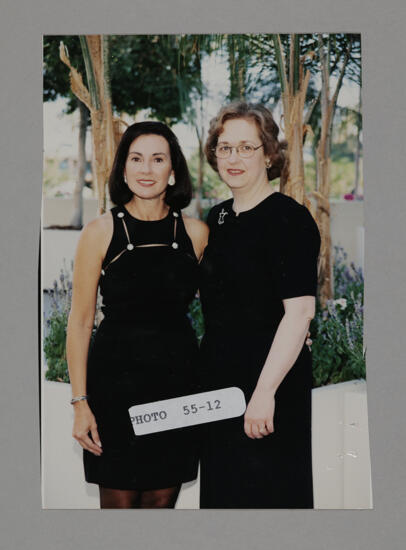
[173,211,179,218]
[127,243,134,250]
[172,242,179,249]
[117,212,124,218]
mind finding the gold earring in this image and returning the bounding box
[265,160,272,169]
[168,174,175,186]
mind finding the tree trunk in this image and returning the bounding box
[314,34,333,306]
[354,85,362,197]
[313,35,352,307]
[195,131,204,220]
[228,36,246,101]
[274,34,311,206]
[84,35,115,215]
[228,40,238,100]
[237,56,246,100]
[60,36,115,216]
[281,72,310,204]
[70,100,88,228]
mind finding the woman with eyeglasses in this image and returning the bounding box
[66,121,208,508]
[198,102,321,508]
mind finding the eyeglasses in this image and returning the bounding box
[213,143,264,159]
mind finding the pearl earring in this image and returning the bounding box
[168,174,175,186]
[124,174,127,184]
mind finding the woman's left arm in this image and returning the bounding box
[244,295,315,439]
[244,202,320,440]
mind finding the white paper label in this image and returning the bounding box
[128,387,246,435]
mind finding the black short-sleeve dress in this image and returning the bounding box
[198,191,321,508]
[83,205,201,490]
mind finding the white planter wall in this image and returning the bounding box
[312,379,373,509]
[42,379,372,509]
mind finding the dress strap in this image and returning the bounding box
[101,207,134,275]
[116,209,134,249]
[171,209,179,249]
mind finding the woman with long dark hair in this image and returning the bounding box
[198,102,321,508]
[66,121,208,509]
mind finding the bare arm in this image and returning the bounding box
[66,214,112,455]
[244,296,315,439]
[182,215,209,261]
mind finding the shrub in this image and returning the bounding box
[311,246,365,387]
[43,261,101,383]
[188,295,205,343]
[43,262,73,383]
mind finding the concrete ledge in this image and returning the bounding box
[41,379,372,509]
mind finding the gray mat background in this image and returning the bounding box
[1,1,405,548]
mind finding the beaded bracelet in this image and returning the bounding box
[70,395,88,405]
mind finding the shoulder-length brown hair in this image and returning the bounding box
[204,101,287,181]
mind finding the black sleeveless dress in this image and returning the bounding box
[198,192,321,508]
[83,205,200,490]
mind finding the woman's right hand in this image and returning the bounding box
[72,402,103,456]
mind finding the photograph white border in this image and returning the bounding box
[1,0,405,548]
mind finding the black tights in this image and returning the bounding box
[99,485,181,509]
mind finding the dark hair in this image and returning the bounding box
[109,121,192,209]
[204,101,288,182]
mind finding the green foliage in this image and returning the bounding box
[44,34,206,126]
[108,35,203,125]
[43,262,100,383]
[311,246,365,387]
[44,311,69,383]
[43,262,73,383]
[330,157,360,198]
[246,33,355,105]
[304,156,359,198]
[43,36,86,113]
[188,296,205,343]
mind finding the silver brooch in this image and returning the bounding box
[218,208,228,225]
